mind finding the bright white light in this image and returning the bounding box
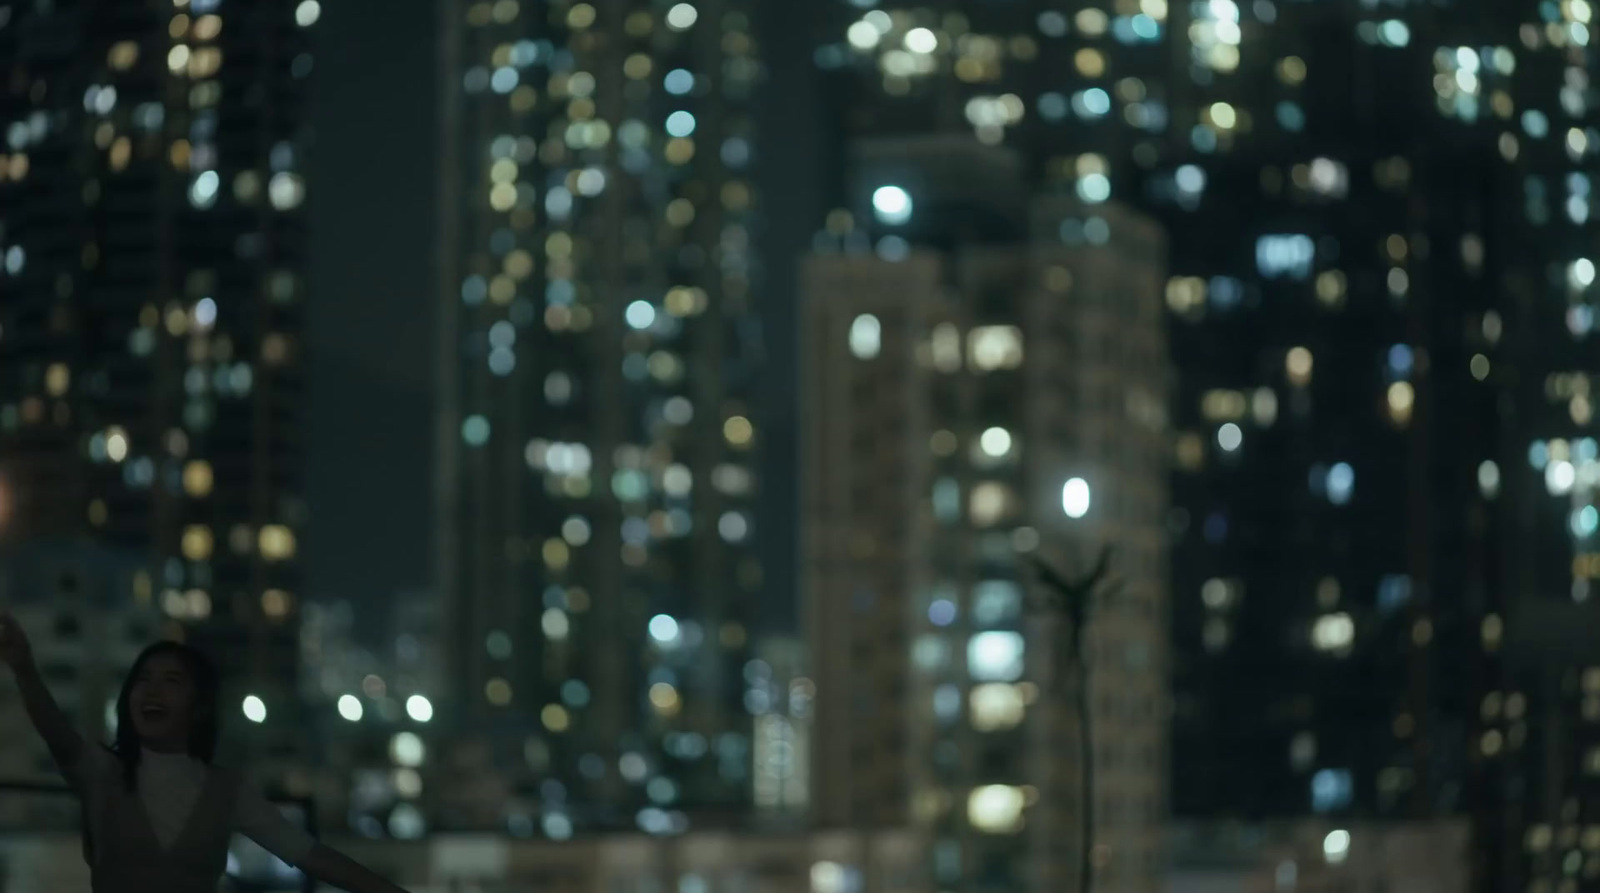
[406,695,434,723]
[811,862,848,893]
[1323,829,1351,864]
[268,172,305,210]
[663,69,695,95]
[1378,19,1410,46]
[294,0,321,27]
[718,510,749,542]
[1077,172,1112,203]
[574,168,606,196]
[190,170,220,209]
[1478,460,1501,497]
[391,731,426,767]
[980,427,1012,458]
[967,784,1026,833]
[1327,462,1355,505]
[649,614,681,644]
[846,21,881,49]
[969,683,1025,731]
[1062,477,1091,518]
[1217,422,1243,452]
[1078,88,1111,117]
[904,27,938,53]
[665,110,697,137]
[105,429,130,463]
[1548,459,1577,495]
[625,300,657,329]
[542,608,570,640]
[968,631,1025,682]
[872,185,912,225]
[337,695,363,722]
[1311,613,1355,652]
[1574,258,1596,288]
[1176,164,1206,194]
[848,313,881,359]
[241,695,267,724]
[1210,101,1238,129]
[665,3,698,30]
[194,297,217,329]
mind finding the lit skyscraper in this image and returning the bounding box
[803,137,1170,893]
[434,0,767,833]
[807,3,1600,891]
[1150,0,1509,849]
[0,0,320,789]
[1151,4,1600,891]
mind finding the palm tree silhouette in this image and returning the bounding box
[1026,544,1120,893]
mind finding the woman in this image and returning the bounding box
[0,611,413,893]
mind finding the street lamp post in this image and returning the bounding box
[1026,543,1119,893]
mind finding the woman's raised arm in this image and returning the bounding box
[0,611,85,773]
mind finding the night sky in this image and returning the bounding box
[305,0,437,625]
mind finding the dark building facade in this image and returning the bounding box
[433,0,770,833]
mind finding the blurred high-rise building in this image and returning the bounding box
[1146,10,1600,893]
[805,3,1600,892]
[434,0,768,832]
[802,136,1170,893]
[0,0,320,790]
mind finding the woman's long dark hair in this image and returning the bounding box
[110,641,222,791]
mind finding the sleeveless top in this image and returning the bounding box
[66,747,316,893]
[84,762,243,893]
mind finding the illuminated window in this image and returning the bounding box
[258,524,296,560]
[391,732,426,766]
[1311,768,1353,813]
[295,0,321,26]
[970,683,1025,732]
[108,41,140,70]
[1323,830,1351,865]
[971,581,1021,626]
[1216,422,1243,452]
[486,678,514,706]
[723,415,754,447]
[1277,56,1307,84]
[181,525,213,560]
[968,631,1024,682]
[967,326,1023,371]
[1387,382,1415,425]
[848,314,881,359]
[269,172,305,210]
[665,3,697,30]
[1257,234,1314,279]
[1286,347,1313,386]
[871,185,912,225]
[968,785,1026,833]
[930,323,962,372]
[1311,613,1354,654]
[969,482,1014,526]
[262,590,292,619]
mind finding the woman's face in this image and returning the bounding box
[128,653,199,750]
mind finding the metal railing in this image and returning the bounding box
[0,781,316,893]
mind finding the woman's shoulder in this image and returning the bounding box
[69,744,122,790]
[80,744,120,774]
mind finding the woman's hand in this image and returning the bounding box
[0,611,35,672]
